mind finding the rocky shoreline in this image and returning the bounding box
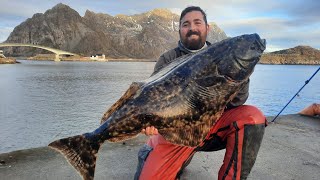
[3,57,320,64]
[22,53,155,62]
[260,46,320,65]
[0,57,17,64]
[16,56,320,64]
[2,45,319,64]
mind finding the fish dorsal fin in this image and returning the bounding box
[100,82,144,124]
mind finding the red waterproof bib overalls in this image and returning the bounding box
[137,105,267,180]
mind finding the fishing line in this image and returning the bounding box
[271,66,320,122]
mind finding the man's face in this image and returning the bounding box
[179,11,209,50]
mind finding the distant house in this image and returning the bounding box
[90,53,106,61]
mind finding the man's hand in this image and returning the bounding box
[141,126,159,136]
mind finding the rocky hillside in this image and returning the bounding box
[3,3,227,59]
[260,46,320,64]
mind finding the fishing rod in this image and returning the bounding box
[271,66,320,122]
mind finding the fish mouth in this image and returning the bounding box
[253,34,266,51]
[233,54,255,70]
[233,37,265,68]
[224,74,239,83]
[234,55,247,70]
[222,71,244,84]
[226,54,259,82]
[258,39,266,50]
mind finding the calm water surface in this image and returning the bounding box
[0,60,319,153]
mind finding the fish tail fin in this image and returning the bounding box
[48,135,101,180]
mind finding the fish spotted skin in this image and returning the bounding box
[48,33,266,180]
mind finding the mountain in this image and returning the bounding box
[3,3,227,59]
[260,46,320,64]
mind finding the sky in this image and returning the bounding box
[0,0,319,52]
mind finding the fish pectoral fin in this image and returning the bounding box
[100,82,144,124]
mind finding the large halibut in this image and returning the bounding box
[49,33,266,180]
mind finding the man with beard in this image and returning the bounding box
[134,6,267,180]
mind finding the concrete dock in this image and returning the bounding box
[0,114,319,180]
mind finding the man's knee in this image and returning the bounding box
[218,106,266,180]
[236,105,266,125]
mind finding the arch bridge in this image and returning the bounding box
[0,43,78,61]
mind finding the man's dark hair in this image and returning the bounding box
[179,6,207,25]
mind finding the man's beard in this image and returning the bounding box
[181,30,206,50]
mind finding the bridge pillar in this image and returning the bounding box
[54,54,60,61]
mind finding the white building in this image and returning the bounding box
[90,54,106,61]
[0,50,6,58]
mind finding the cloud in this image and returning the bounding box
[267,30,320,49]
[0,27,14,42]
[218,16,320,51]
[0,0,53,18]
[280,0,320,23]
